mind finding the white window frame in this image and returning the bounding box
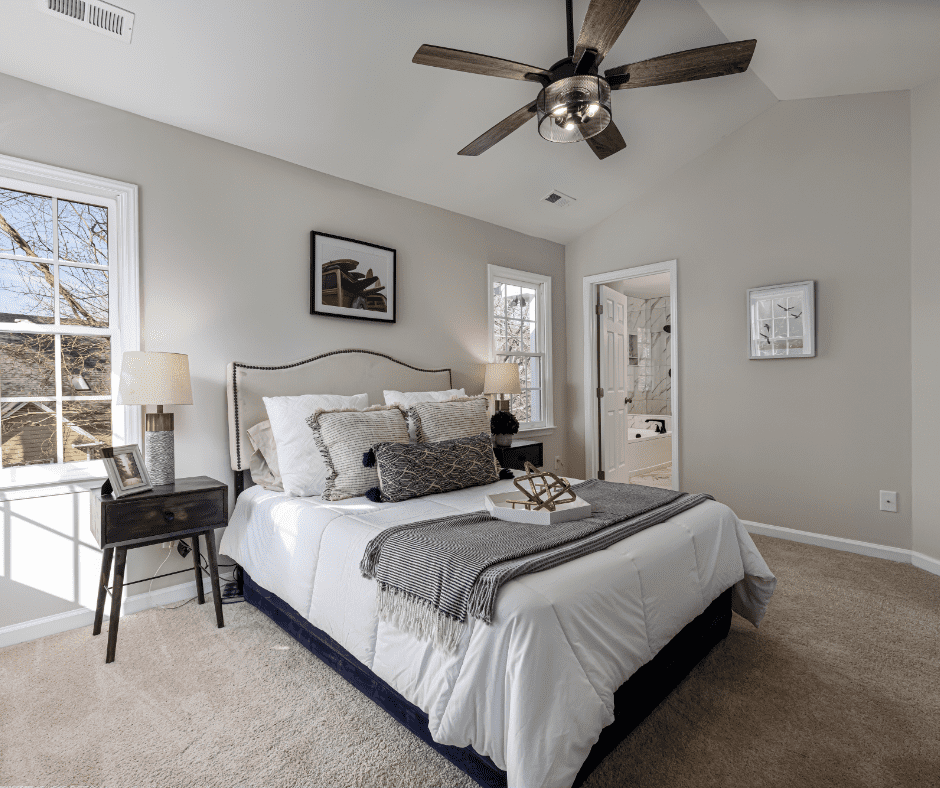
[487,264,554,432]
[0,154,140,489]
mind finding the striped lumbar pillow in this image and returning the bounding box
[306,405,409,501]
[409,396,490,443]
[371,433,501,503]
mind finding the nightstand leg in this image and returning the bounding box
[105,547,127,663]
[93,547,114,636]
[191,536,205,604]
[203,529,224,628]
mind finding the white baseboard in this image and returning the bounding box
[912,551,940,576]
[742,520,940,578]
[0,579,213,650]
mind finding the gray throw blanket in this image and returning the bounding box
[360,480,714,652]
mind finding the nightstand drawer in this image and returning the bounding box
[103,489,225,544]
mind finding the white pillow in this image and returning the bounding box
[247,420,283,491]
[263,393,368,496]
[383,389,465,441]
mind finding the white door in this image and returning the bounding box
[598,285,630,483]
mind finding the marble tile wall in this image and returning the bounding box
[627,296,671,417]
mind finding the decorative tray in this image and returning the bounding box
[485,491,593,525]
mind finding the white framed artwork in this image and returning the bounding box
[747,280,816,359]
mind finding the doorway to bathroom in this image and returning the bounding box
[582,260,678,490]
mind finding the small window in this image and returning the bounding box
[487,265,553,430]
[0,158,139,487]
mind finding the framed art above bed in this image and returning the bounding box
[311,232,396,323]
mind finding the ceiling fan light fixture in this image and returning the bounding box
[537,75,611,144]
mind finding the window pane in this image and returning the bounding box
[510,389,531,424]
[517,288,537,321]
[59,265,108,327]
[494,319,508,352]
[63,401,112,462]
[505,285,522,319]
[57,200,108,266]
[492,282,505,316]
[61,335,111,396]
[505,320,534,352]
[528,388,542,423]
[0,258,55,324]
[1,402,57,467]
[0,187,53,258]
[0,332,56,396]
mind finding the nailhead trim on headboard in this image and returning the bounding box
[231,349,453,471]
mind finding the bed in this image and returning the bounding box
[220,349,776,788]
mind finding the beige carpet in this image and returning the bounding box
[1,535,938,788]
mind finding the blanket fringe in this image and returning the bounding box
[377,583,466,654]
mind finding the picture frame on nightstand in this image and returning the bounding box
[101,444,152,497]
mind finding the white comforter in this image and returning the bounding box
[219,479,776,788]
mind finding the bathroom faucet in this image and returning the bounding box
[645,419,667,434]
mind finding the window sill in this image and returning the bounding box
[517,425,555,439]
[0,477,107,503]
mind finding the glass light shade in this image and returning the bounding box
[537,75,611,143]
[483,362,522,395]
[117,351,193,406]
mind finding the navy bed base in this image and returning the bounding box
[243,572,732,788]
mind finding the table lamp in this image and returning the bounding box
[117,351,193,485]
[483,362,521,413]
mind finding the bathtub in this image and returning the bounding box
[626,428,672,476]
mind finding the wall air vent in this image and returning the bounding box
[41,0,135,43]
[542,189,575,208]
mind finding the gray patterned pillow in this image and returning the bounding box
[371,433,501,503]
[410,396,490,443]
[307,406,409,501]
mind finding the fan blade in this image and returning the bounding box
[606,39,757,90]
[413,45,550,82]
[458,102,538,156]
[574,0,643,65]
[586,121,626,160]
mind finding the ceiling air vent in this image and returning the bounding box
[542,190,575,209]
[41,0,135,43]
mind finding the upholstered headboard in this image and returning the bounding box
[226,349,452,491]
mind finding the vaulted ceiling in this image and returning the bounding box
[1,1,937,244]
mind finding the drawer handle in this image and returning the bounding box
[163,511,175,523]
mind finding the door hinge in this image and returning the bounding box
[595,303,604,315]
[596,387,604,398]
[597,470,606,480]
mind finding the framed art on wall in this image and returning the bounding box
[747,281,816,359]
[311,232,396,323]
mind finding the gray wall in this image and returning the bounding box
[0,72,566,626]
[911,75,940,562]
[566,91,913,549]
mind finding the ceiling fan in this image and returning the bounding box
[413,0,756,160]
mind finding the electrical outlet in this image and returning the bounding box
[161,541,174,549]
[879,490,897,513]
[554,456,565,473]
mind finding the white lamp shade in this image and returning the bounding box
[483,362,521,395]
[117,352,193,406]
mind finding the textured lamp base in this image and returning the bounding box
[145,409,175,486]
[145,429,175,486]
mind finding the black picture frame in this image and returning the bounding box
[311,231,397,323]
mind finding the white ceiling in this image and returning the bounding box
[699,0,940,101]
[616,273,671,299]
[0,1,936,244]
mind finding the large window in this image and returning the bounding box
[487,265,553,431]
[0,156,139,487]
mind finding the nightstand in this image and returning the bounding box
[90,476,228,663]
[493,440,543,471]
